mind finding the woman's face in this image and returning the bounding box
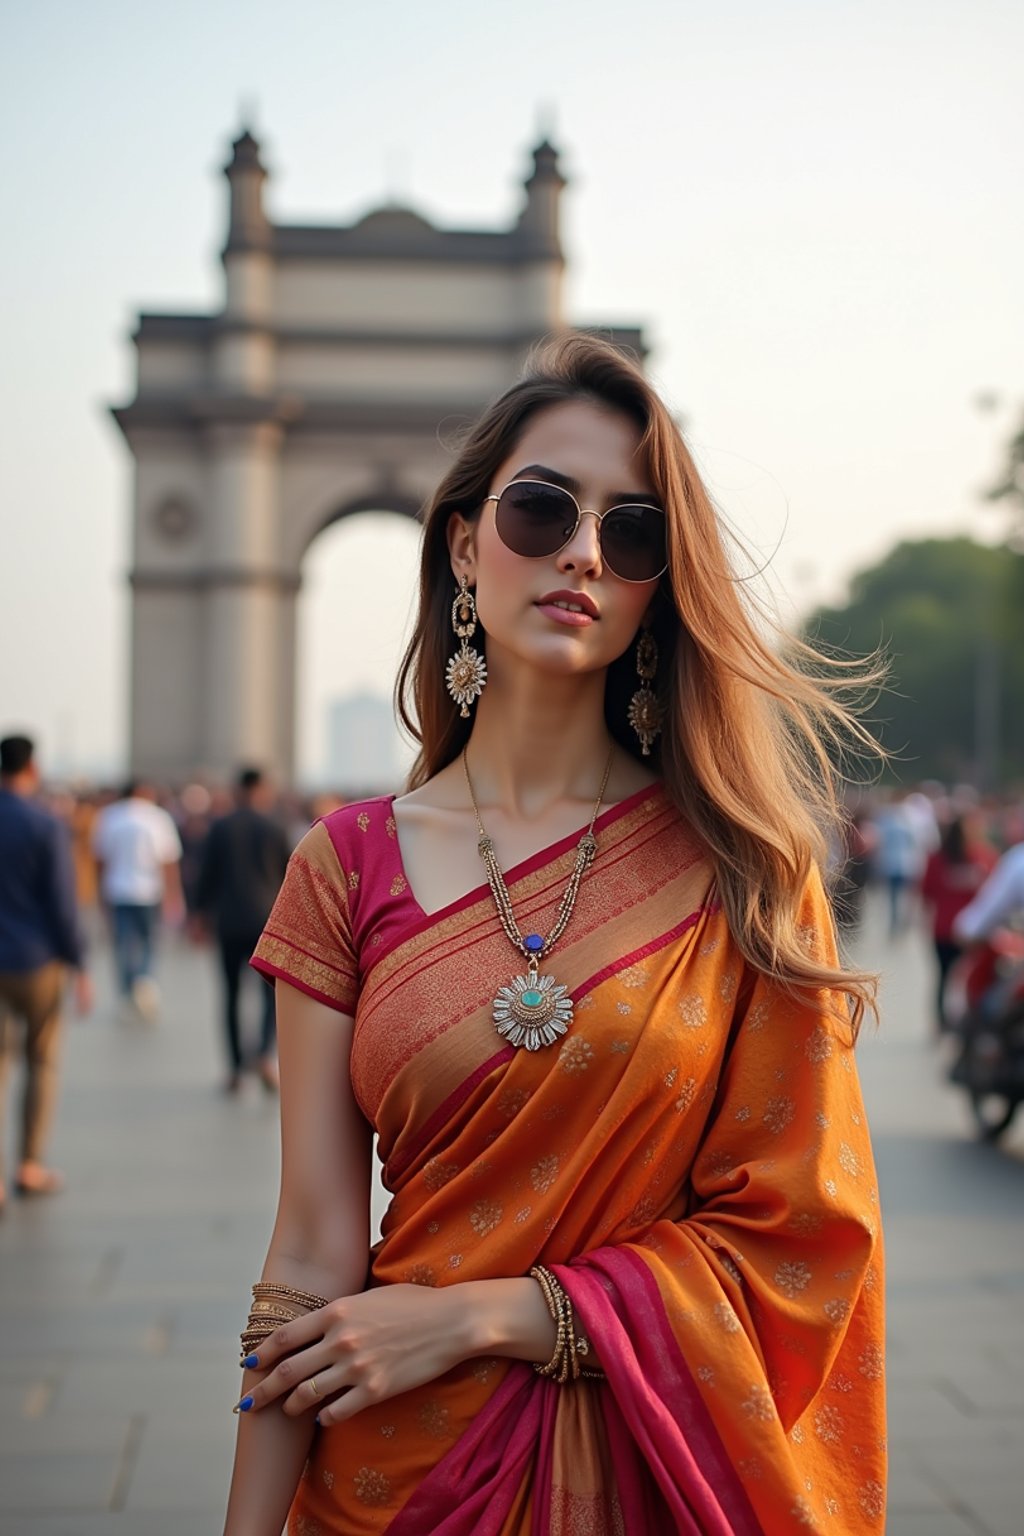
[450,400,662,683]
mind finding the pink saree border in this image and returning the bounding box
[573,902,718,998]
[383,1363,544,1535]
[558,1247,763,1535]
[386,1047,513,1185]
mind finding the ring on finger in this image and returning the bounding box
[308,1376,322,1400]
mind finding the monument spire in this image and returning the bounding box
[516,138,567,257]
[224,126,270,254]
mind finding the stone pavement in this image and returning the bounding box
[0,893,1021,1535]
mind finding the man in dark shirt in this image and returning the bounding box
[0,735,93,1206]
[195,767,291,1093]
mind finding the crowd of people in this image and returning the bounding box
[830,783,1024,1028]
[0,734,373,1210]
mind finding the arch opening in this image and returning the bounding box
[296,508,422,792]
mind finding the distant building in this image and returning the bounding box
[111,126,646,784]
[325,693,402,793]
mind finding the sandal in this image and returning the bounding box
[257,1058,279,1094]
[15,1167,66,1197]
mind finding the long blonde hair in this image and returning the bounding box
[397,335,881,1035]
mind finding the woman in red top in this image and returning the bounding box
[921,816,996,1030]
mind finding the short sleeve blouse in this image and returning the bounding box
[250,797,419,1016]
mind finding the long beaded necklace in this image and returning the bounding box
[462,748,615,1051]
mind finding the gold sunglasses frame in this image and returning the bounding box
[483,479,668,584]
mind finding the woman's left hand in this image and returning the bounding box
[235,1284,476,1426]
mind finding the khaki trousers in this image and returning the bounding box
[0,962,66,1178]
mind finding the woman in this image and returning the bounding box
[921,815,996,1029]
[224,337,886,1535]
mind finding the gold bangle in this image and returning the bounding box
[239,1322,282,1349]
[240,1280,329,1361]
[251,1282,329,1310]
[241,1309,300,1336]
[241,1319,281,1335]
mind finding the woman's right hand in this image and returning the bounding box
[236,1282,477,1425]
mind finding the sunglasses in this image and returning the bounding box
[483,478,668,584]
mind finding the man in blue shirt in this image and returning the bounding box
[0,735,93,1208]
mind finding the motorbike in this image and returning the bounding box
[944,929,1024,1142]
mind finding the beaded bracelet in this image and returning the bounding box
[529,1265,603,1383]
[531,1265,570,1381]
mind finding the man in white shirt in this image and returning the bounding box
[92,781,184,1020]
[953,843,1024,945]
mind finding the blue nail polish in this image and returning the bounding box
[238,1395,254,1412]
[315,1413,321,1427]
[242,1353,259,1369]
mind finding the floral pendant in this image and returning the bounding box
[492,966,573,1051]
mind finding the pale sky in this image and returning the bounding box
[1,0,1021,783]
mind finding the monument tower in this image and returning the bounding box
[112,129,646,781]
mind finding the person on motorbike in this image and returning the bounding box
[951,840,1024,1134]
[953,842,1024,949]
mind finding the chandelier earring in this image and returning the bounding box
[627,626,664,756]
[446,575,488,718]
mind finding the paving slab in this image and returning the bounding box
[123,1418,235,1513]
[8,1519,216,1536]
[877,1515,980,1536]
[0,1449,121,1513]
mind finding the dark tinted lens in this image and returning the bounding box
[495,481,578,558]
[600,505,667,581]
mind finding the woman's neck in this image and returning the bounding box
[462,669,618,820]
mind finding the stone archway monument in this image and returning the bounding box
[112,128,646,782]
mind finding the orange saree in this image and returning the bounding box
[252,784,885,1535]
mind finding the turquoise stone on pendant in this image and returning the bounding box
[492,970,574,1051]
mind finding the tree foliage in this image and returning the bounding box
[806,537,1024,787]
